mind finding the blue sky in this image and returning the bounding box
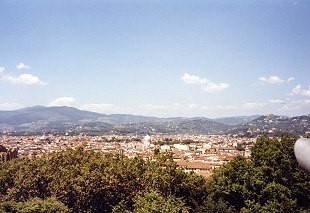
[0,0,310,118]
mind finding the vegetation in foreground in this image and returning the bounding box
[0,134,309,212]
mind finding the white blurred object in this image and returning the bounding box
[294,138,310,173]
[143,134,151,148]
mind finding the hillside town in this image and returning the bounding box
[0,134,255,177]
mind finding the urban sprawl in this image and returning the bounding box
[1,134,256,177]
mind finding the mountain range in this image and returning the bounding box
[0,106,309,136]
[227,114,310,136]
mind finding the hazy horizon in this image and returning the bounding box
[1,1,310,118]
[0,104,306,120]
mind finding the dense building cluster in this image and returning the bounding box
[0,134,255,176]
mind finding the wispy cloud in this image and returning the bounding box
[80,103,182,117]
[80,103,119,114]
[269,99,285,104]
[2,73,47,85]
[0,102,24,111]
[201,105,239,111]
[181,73,229,93]
[259,75,284,85]
[241,102,268,110]
[182,73,205,84]
[0,66,5,73]
[291,85,310,96]
[49,97,77,107]
[16,62,31,70]
[287,77,295,83]
[188,104,198,109]
[281,99,310,112]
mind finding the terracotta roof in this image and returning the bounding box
[176,160,211,170]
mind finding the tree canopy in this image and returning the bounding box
[204,134,310,212]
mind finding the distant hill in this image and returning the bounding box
[0,106,161,125]
[112,118,232,135]
[214,115,260,126]
[227,114,310,136]
[0,106,309,136]
[0,106,230,134]
[0,106,103,125]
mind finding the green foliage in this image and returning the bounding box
[112,191,190,213]
[250,134,309,210]
[0,147,206,212]
[197,196,234,213]
[0,197,69,213]
[204,156,250,212]
[133,191,189,213]
[141,152,208,210]
[205,134,310,212]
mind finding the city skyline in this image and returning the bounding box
[0,1,310,118]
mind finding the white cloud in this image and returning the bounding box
[16,62,31,70]
[137,104,180,112]
[49,97,77,107]
[75,100,310,118]
[291,85,310,96]
[181,73,229,93]
[0,66,5,74]
[188,104,198,109]
[287,77,295,82]
[133,103,190,117]
[141,104,177,110]
[242,102,268,110]
[269,99,285,104]
[82,103,184,117]
[281,99,310,112]
[199,105,242,118]
[182,73,206,84]
[0,102,24,111]
[79,102,273,118]
[80,103,119,114]
[201,105,239,112]
[259,75,284,85]
[201,82,229,93]
[2,73,47,85]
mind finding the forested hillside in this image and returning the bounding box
[0,134,309,212]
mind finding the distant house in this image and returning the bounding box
[175,159,212,177]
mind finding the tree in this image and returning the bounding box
[133,191,189,213]
[205,134,310,212]
[204,156,251,212]
[0,197,69,213]
[250,134,310,210]
[0,146,207,212]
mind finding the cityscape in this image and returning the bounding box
[1,105,309,178]
[0,133,255,177]
[0,1,309,212]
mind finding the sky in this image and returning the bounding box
[0,0,310,118]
